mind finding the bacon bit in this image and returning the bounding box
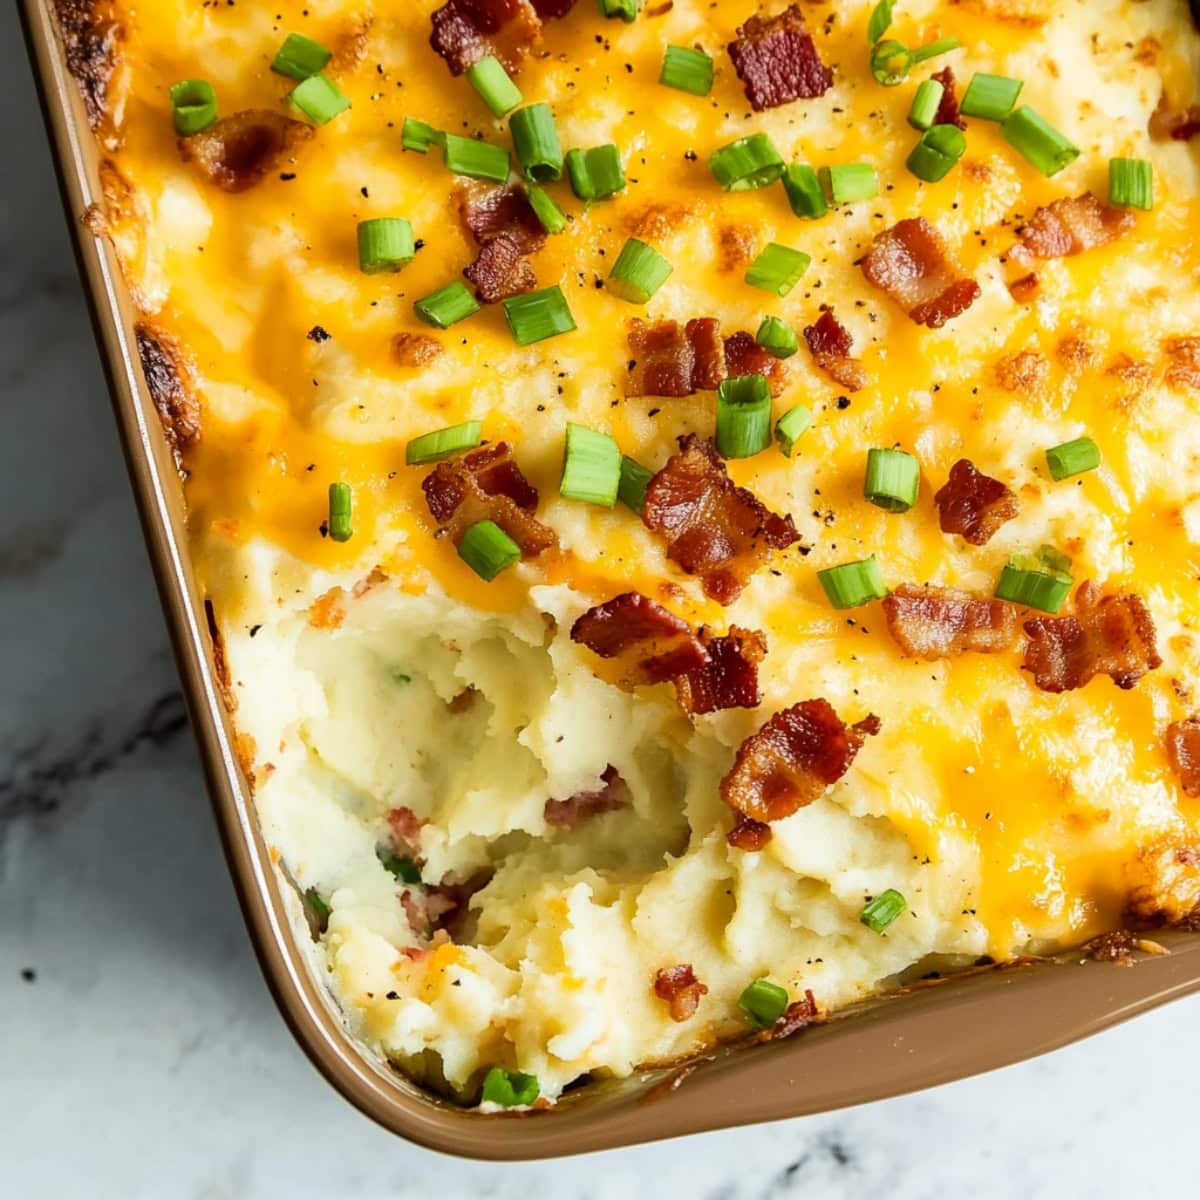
[1082,930,1138,966]
[1166,718,1200,797]
[721,699,879,833]
[653,964,709,1022]
[179,110,312,193]
[676,627,767,715]
[421,442,556,558]
[727,814,773,850]
[464,232,538,302]
[1017,193,1135,259]
[135,323,199,467]
[934,459,1019,546]
[459,184,545,252]
[803,309,868,392]
[767,989,820,1039]
[1023,581,1161,694]
[1149,93,1200,141]
[995,350,1049,395]
[1164,336,1200,391]
[387,806,425,856]
[930,66,966,129]
[643,435,798,604]
[724,331,787,396]
[429,0,542,75]
[861,218,980,328]
[727,4,832,112]
[400,888,458,937]
[1125,838,1200,930]
[1008,272,1039,303]
[544,765,629,827]
[531,0,576,14]
[626,318,724,397]
[883,584,1019,660]
[570,592,708,687]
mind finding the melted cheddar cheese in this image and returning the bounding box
[73,0,1200,1103]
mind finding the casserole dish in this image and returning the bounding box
[20,0,1200,1158]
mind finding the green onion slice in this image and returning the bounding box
[289,74,351,125]
[566,144,626,201]
[738,979,789,1029]
[775,404,812,457]
[716,374,773,459]
[169,79,218,135]
[709,133,786,192]
[480,1067,540,1107]
[405,420,483,465]
[860,889,906,933]
[871,36,958,86]
[402,117,444,154]
[599,0,639,19]
[782,163,828,220]
[907,124,966,183]
[503,285,577,345]
[618,456,654,514]
[908,79,945,131]
[458,520,521,580]
[443,133,510,183]
[304,888,331,934]
[995,554,1072,614]
[817,555,888,609]
[910,37,961,65]
[756,316,799,360]
[413,281,480,329]
[745,243,811,297]
[357,218,414,274]
[864,448,920,512]
[527,185,567,234]
[820,163,879,204]
[607,238,673,303]
[867,0,894,44]
[960,73,1023,121]
[465,55,523,117]
[1044,436,1100,481]
[561,423,622,506]
[379,853,421,884]
[328,482,353,543]
[271,33,332,81]
[1109,157,1153,210]
[510,103,563,183]
[660,44,714,95]
[1001,106,1080,177]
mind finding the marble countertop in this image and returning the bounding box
[4,8,1197,1197]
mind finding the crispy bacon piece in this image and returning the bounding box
[721,700,879,834]
[769,989,820,1039]
[727,815,773,850]
[1149,94,1200,141]
[1166,718,1200,797]
[653,965,709,1022]
[724,331,787,396]
[883,584,1019,660]
[429,0,541,75]
[570,592,708,687]
[803,309,868,392]
[930,66,966,129]
[387,806,424,856]
[1023,581,1161,693]
[1017,193,1135,259]
[626,318,725,397]
[531,0,576,14]
[675,627,767,715]
[464,233,538,302]
[179,111,312,193]
[460,186,546,302]
[934,459,1019,545]
[421,442,556,558]
[861,218,980,328]
[642,435,799,604]
[727,4,832,112]
[544,765,629,827]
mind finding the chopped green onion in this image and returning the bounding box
[820,163,879,204]
[379,853,421,884]
[304,888,331,934]
[413,281,480,329]
[510,103,563,183]
[960,73,1023,121]
[910,37,961,65]
[867,0,894,44]
[660,45,713,95]
[271,33,332,81]
[465,55,523,117]
[401,117,443,154]
[775,404,812,457]
[709,133,786,191]
[1001,106,1080,177]
[745,243,811,297]
[607,238,673,303]
[860,888,906,933]
[599,0,638,19]
[817,556,888,609]
[908,79,945,131]
[907,123,966,183]
[738,979,789,1029]
[864,448,920,512]
[561,424,622,506]
[458,520,521,580]
[405,420,483,465]
[169,80,218,135]
[995,555,1072,614]
[443,133,510,183]
[480,1066,540,1107]
[566,144,626,201]
[357,218,414,274]
[716,374,773,459]
[870,39,912,86]
[618,456,654,514]
[1045,435,1100,481]
[782,163,828,220]
[328,482,353,543]
[1109,157,1153,210]
[527,185,567,234]
[289,74,351,125]
[1036,543,1072,574]
[756,316,799,360]
[502,285,577,345]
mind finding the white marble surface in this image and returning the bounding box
[3,7,1198,1197]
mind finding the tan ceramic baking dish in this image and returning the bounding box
[21,0,1200,1160]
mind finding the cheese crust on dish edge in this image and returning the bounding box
[54,0,1200,1107]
